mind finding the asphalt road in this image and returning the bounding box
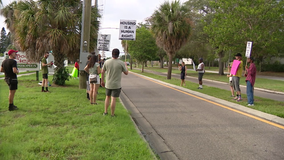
[142,69,284,102]
[121,72,284,160]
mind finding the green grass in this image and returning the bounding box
[141,67,284,92]
[130,69,284,118]
[0,74,156,159]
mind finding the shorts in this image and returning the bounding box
[229,81,233,87]
[232,76,241,92]
[43,74,48,79]
[5,78,18,90]
[198,73,204,81]
[89,75,100,84]
[105,88,121,97]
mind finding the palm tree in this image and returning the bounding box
[150,0,192,79]
[1,0,100,85]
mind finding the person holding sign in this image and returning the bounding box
[232,53,243,101]
[179,62,187,86]
[245,57,256,106]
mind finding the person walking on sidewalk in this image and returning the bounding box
[232,53,243,101]
[0,49,19,111]
[245,57,256,106]
[179,62,187,86]
[196,58,205,89]
[41,52,52,92]
[101,48,128,117]
[84,55,101,105]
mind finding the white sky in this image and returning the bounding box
[0,0,186,58]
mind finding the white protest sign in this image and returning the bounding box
[245,41,253,58]
[16,52,40,72]
[97,34,111,51]
[119,20,136,40]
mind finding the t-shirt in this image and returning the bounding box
[234,60,243,78]
[197,62,205,73]
[89,63,100,75]
[102,59,127,89]
[1,59,17,79]
[41,57,48,74]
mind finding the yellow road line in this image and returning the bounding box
[132,72,284,130]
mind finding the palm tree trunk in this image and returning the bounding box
[53,51,64,71]
[167,54,173,79]
[160,56,164,68]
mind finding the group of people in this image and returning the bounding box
[179,53,256,106]
[179,58,205,89]
[84,49,128,116]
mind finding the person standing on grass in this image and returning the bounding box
[41,52,52,92]
[101,48,128,117]
[227,62,235,97]
[232,53,243,101]
[84,55,101,105]
[196,58,205,89]
[179,62,187,86]
[0,49,19,111]
[85,54,92,100]
[245,57,256,106]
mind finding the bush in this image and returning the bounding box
[52,67,70,85]
[260,63,284,72]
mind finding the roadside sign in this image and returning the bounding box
[245,41,253,58]
[97,34,111,51]
[16,52,40,71]
[119,20,136,40]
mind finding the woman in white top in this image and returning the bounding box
[196,58,205,89]
[84,55,101,105]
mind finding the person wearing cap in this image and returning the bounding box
[101,48,128,117]
[232,53,243,101]
[0,49,19,111]
[196,58,205,89]
[245,57,256,106]
[41,52,52,92]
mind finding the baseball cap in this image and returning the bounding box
[235,53,242,57]
[8,49,18,56]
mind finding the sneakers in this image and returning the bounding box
[103,112,108,116]
[234,96,238,100]
[236,97,242,102]
[248,104,254,106]
[197,87,203,89]
[9,105,19,111]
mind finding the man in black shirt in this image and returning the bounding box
[1,49,19,111]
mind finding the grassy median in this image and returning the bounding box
[130,69,284,118]
[0,74,156,160]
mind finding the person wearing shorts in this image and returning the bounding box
[41,52,52,92]
[232,53,243,101]
[1,49,19,111]
[101,48,128,117]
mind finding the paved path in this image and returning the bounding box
[140,69,284,102]
[121,72,284,160]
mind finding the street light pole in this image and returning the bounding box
[79,0,92,89]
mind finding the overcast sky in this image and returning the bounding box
[0,0,186,58]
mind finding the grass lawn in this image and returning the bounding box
[0,74,156,159]
[130,69,284,119]
[141,67,284,93]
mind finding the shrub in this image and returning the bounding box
[52,67,70,85]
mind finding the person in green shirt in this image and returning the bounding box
[101,49,128,117]
[41,52,52,92]
[232,53,243,101]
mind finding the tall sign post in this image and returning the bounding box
[79,0,92,89]
[119,20,136,62]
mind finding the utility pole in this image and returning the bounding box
[79,0,92,89]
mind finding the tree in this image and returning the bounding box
[205,0,284,71]
[0,27,8,53]
[127,26,158,72]
[151,0,192,79]
[0,0,100,85]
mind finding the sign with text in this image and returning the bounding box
[97,34,111,51]
[119,20,136,40]
[245,41,253,58]
[16,52,39,71]
[230,60,241,75]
